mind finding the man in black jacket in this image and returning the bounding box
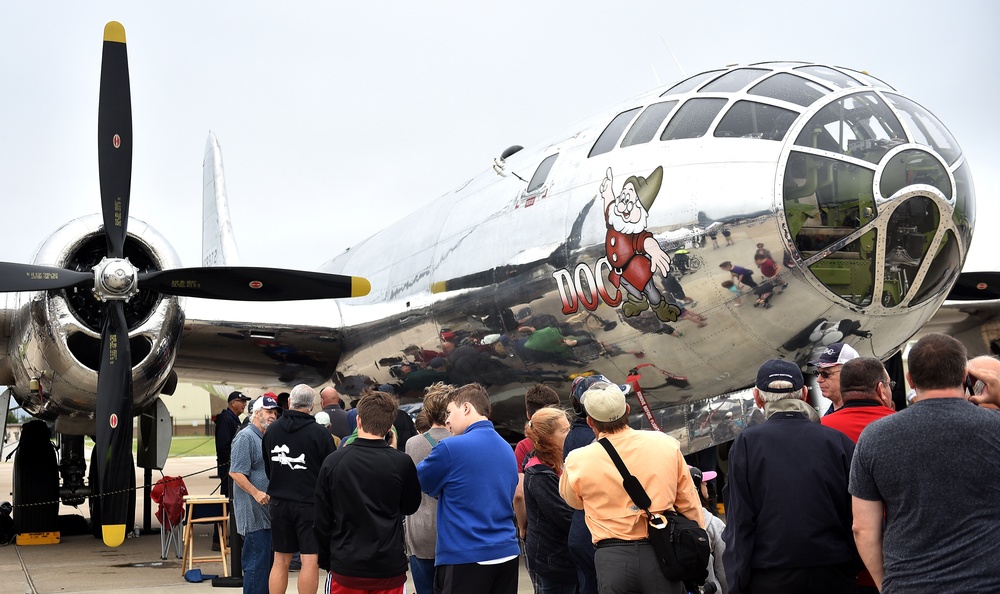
[263,384,336,594]
[315,390,421,593]
[214,390,250,550]
[722,359,857,594]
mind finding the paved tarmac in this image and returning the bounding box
[0,455,534,593]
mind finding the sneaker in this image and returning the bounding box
[289,562,302,572]
[687,300,698,308]
[211,542,221,552]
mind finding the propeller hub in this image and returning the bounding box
[92,257,139,301]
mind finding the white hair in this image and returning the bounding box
[756,384,801,402]
[289,384,316,409]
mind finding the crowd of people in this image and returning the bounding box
[211,331,1000,594]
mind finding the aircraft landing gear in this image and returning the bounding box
[12,420,59,536]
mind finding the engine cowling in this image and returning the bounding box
[7,215,184,428]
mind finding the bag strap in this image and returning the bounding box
[422,432,438,447]
[598,437,653,514]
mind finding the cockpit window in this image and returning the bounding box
[527,154,559,193]
[748,73,829,107]
[589,107,641,158]
[621,101,678,147]
[841,68,896,91]
[662,70,723,96]
[884,93,962,165]
[793,66,862,89]
[715,101,799,140]
[953,161,975,246]
[879,149,951,201]
[661,98,727,141]
[783,151,879,305]
[699,68,770,93]
[794,93,906,165]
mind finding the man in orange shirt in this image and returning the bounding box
[560,383,703,593]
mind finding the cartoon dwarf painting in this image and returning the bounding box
[600,166,680,322]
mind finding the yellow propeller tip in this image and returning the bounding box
[431,281,447,294]
[104,22,126,44]
[102,524,126,547]
[352,277,371,298]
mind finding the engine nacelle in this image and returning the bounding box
[7,215,185,429]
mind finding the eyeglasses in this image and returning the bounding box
[817,369,840,379]
[881,380,896,390]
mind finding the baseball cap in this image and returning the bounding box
[580,384,628,423]
[809,342,860,368]
[252,395,279,414]
[227,391,250,402]
[755,359,804,393]
[570,375,631,418]
[689,466,718,488]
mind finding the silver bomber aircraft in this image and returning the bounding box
[0,23,986,546]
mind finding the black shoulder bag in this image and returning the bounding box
[598,437,710,586]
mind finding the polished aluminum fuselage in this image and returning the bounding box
[321,62,972,443]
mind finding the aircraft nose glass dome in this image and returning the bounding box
[782,86,974,310]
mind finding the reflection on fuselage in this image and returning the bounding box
[325,62,971,450]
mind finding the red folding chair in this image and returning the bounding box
[151,476,188,559]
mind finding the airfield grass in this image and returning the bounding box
[83,435,218,458]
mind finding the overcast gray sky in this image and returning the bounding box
[0,1,996,273]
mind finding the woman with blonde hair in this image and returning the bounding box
[523,407,578,593]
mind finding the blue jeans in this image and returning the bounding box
[409,556,435,594]
[242,529,273,594]
[536,574,578,594]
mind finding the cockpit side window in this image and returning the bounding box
[748,73,829,107]
[715,101,799,141]
[589,108,641,158]
[661,98,727,141]
[527,154,559,193]
[621,101,678,147]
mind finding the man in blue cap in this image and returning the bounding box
[722,359,858,594]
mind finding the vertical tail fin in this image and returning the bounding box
[202,132,241,266]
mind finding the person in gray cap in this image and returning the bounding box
[560,382,703,593]
[809,342,860,415]
[722,359,858,594]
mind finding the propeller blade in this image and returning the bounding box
[98,21,132,259]
[138,267,371,301]
[0,263,91,292]
[946,271,1000,301]
[94,301,134,547]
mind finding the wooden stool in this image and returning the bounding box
[181,495,230,577]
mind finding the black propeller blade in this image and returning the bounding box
[946,271,1000,301]
[139,267,371,300]
[93,300,133,547]
[0,22,371,547]
[97,21,132,259]
[94,21,134,547]
[0,263,92,292]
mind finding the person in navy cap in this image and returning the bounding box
[722,359,858,594]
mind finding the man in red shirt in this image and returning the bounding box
[822,357,894,594]
[822,357,895,442]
